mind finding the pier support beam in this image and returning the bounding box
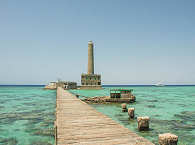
[121,103,127,112]
[130,95,136,102]
[128,108,135,119]
[137,116,150,131]
[159,133,178,145]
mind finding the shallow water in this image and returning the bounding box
[0,86,194,145]
[71,86,195,145]
[0,86,55,145]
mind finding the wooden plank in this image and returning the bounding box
[56,87,154,145]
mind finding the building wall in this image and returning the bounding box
[56,82,77,89]
[79,85,102,90]
[64,82,77,89]
[81,74,101,86]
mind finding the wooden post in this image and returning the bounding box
[137,116,150,131]
[159,133,178,145]
[128,108,135,119]
[121,103,127,112]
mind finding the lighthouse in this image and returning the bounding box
[80,41,102,89]
[88,41,94,74]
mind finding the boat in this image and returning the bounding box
[155,82,165,87]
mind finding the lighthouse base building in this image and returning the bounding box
[81,74,102,89]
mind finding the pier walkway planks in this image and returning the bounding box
[55,87,154,145]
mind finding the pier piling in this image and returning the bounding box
[158,133,178,145]
[121,103,128,112]
[137,116,150,131]
[128,108,135,119]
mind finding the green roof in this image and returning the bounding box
[110,89,133,92]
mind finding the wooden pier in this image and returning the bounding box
[55,87,154,145]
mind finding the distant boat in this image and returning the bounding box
[155,82,165,87]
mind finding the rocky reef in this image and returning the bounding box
[0,109,55,144]
[29,141,53,145]
[0,137,18,145]
[83,95,136,104]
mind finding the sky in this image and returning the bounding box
[0,0,195,85]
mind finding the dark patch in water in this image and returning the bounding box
[171,123,195,131]
[0,137,18,145]
[0,100,9,104]
[23,102,37,106]
[115,114,124,117]
[154,114,161,117]
[178,104,188,107]
[0,110,55,126]
[14,128,20,132]
[32,128,55,137]
[174,111,195,122]
[0,105,4,109]
[42,119,54,126]
[146,105,156,108]
[28,118,44,124]
[29,141,52,145]
[147,100,158,102]
[149,116,195,144]
[178,134,195,145]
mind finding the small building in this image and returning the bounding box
[49,82,57,88]
[83,89,136,104]
[45,81,77,90]
[57,81,77,90]
[44,82,57,89]
[64,82,77,89]
[110,89,133,99]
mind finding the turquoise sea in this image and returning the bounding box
[0,86,56,145]
[0,85,195,145]
[71,85,195,145]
